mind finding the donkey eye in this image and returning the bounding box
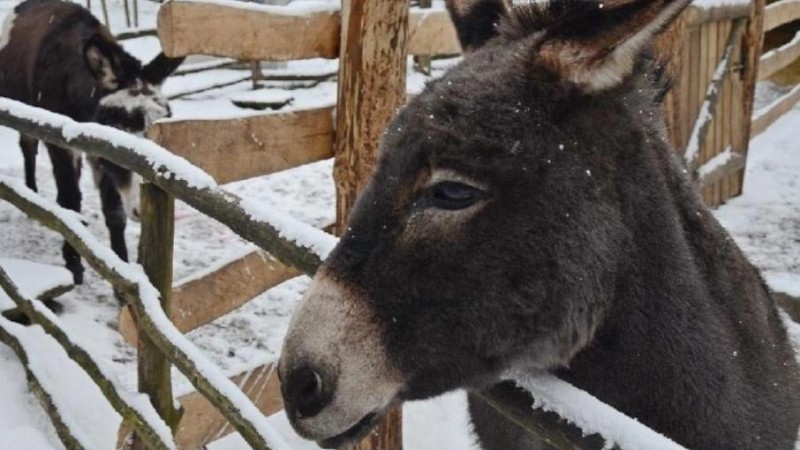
[430,182,483,210]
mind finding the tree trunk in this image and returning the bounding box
[334,1,411,449]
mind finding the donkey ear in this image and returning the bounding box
[535,0,690,92]
[445,0,511,52]
[141,53,186,86]
[84,36,118,90]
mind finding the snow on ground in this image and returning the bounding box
[0,0,799,449]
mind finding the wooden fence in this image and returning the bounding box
[2,0,800,449]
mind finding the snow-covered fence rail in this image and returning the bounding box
[0,252,177,450]
[0,176,295,450]
[156,0,460,61]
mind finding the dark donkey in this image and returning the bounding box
[0,0,183,284]
[279,0,800,448]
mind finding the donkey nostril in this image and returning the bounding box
[288,366,329,419]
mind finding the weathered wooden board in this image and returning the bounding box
[118,248,301,346]
[148,106,335,184]
[158,0,340,60]
[758,33,800,81]
[751,84,800,137]
[764,0,800,32]
[158,0,461,60]
[174,362,282,449]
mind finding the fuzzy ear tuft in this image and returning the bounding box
[531,0,690,92]
[445,0,511,52]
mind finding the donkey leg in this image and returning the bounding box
[97,171,129,262]
[47,144,85,285]
[19,134,39,192]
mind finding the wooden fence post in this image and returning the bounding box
[334,0,411,448]
[132,183,181,449]
[734,0,766,193]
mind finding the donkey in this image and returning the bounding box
[0,0,183,284]
[278,0,800,448]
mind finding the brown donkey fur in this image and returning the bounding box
[279,0,800,448]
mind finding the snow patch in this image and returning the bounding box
[0,258,72,310]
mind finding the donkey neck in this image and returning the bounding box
[553,133,800,449]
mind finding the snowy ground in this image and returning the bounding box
[1,0,799,449]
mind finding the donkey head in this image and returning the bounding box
[279,0,688,447]
[86,38,184,220]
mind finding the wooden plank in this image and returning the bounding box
[720,21,732,203]
[335,0,410,448]
[698,150,746,187]
[173,362,282,449]
[764,0,800,32]
[758,32,800,81]
[407,8,461,55]
[685,3,751,26]
[131,184,180,449]
[157,0,460,61]
[734,0,767,189]
[158,0,340,60]
[118,248,302,346]
[751,83,800,136]
[148,106,335,184]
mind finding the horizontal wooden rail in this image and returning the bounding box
[158,0,460,60]
[149,106,335,184]
[0,177,292,450]
[759,31,800,80]
[174,362,282,449]
[685,3,751,26]
[118,248,300,346]
[698,149,746,186]
[764,0,800,32]
[751,83,800,136]
[0,263,177,450]
[0,317,91,450]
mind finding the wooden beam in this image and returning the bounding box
[683,19,745,169]
[174,362,282,449]
[131,184,181,450]
[118,248,301,346]
[684,4,751,27]
[157,0,340,60]
[733,0,767,188]
[148,106,335,185]
[764,0,800,32]
[751,83,800,137]
[758,32,800,80]
[335,0,410,449]
[698,149,745,187]
[157,0,460,61]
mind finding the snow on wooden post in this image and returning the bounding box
[334,0,411,448]
[132,183,182,449]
